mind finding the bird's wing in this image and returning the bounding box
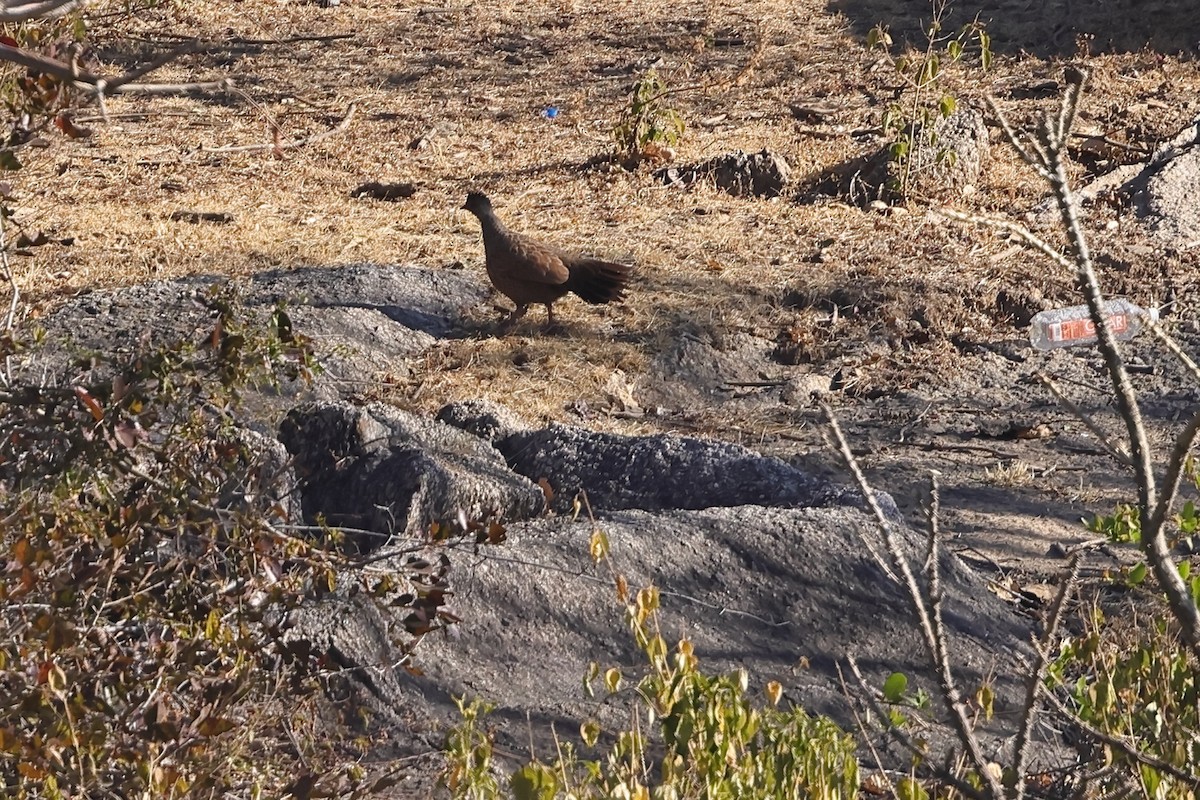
[494,231,570,285]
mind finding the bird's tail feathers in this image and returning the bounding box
[566,258,633,304]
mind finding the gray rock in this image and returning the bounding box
[410,505,1041,764]
[493,421,894,519]
[437,398,533,445]
[1123,117,1200,247]
[657,149,791,197]
[279,402,545,549]
[28,264,488,410]
[858,108,989,202]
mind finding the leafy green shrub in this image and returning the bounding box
[867,5,991,198]
[0,288,454,798]
[441,532,860,799]
[1050,605,1200,798]
[612,68,685,164]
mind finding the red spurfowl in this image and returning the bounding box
[463,192,633,327]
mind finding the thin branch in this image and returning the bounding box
[835,662,897,798]
[103,40,205,92]
[820,411,900,583]
[107,78,234,96]
[936,207,1076,273]
[200,103,356,154]
[985,95,1051,179]
[1036,372,1132,467]
[1042,689,1200,786]
[845,656,989,800]
[823,403,1006,799]
[1148,320,1200,386]
[1011,553,1081,800]
[0,210,17,334]
[1149,411,1200,536]
[0,41,233,107]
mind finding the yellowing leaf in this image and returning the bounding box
[580,719,600,748]
[589,529,609,563]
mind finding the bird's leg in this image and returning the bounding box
[544,303,556,327]
[499,304,528,330]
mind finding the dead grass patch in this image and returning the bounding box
[8,0,1200,427]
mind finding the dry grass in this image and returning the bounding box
[9,0,1200,427]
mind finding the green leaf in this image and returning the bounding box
[1127,562,1147,586]
[939,94,957,117]
[883,672,908,702]
[898,776,929,800]
[919,55,939,86]
[580,719,600,748]
[511,763,558,800]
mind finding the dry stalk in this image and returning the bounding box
[201,103,357,154]
[0,210,17,335]
[1035,372,1132,467]
[1010,553,1081,800]
[823,402,1006,799]
[835,662,896,797]
[945,65,1200,657]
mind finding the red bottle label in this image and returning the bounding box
[1050,313,1129,342]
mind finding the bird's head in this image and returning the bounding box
[463,192,493,217]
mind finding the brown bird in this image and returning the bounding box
[463,192,633,327]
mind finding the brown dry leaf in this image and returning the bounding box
[53,112,91,139]
[74,386,103,421]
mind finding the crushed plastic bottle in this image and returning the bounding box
[1028,298,1158,351]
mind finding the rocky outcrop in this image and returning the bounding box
[24,263,1041,771]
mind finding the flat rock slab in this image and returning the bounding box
[28,263,486,408]
[494,422,888,516]
[403,504,1041,763]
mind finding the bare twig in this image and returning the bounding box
[835,663,897,798]
[201,103,356,154]
[845,656,988,800]
[103,40,204,92]
[823,402,1006,799]
[1011,553,1081,800]
[106,78,234,96]
[0,42,233,105]
[1149,410,1200,536]
[820,407,900,584]
[1036,373,1132,467]
[1042,690,1200,787]
[0,210,17,334]
[936,207,1076,274]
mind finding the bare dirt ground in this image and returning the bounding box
[13,1,1200,598]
